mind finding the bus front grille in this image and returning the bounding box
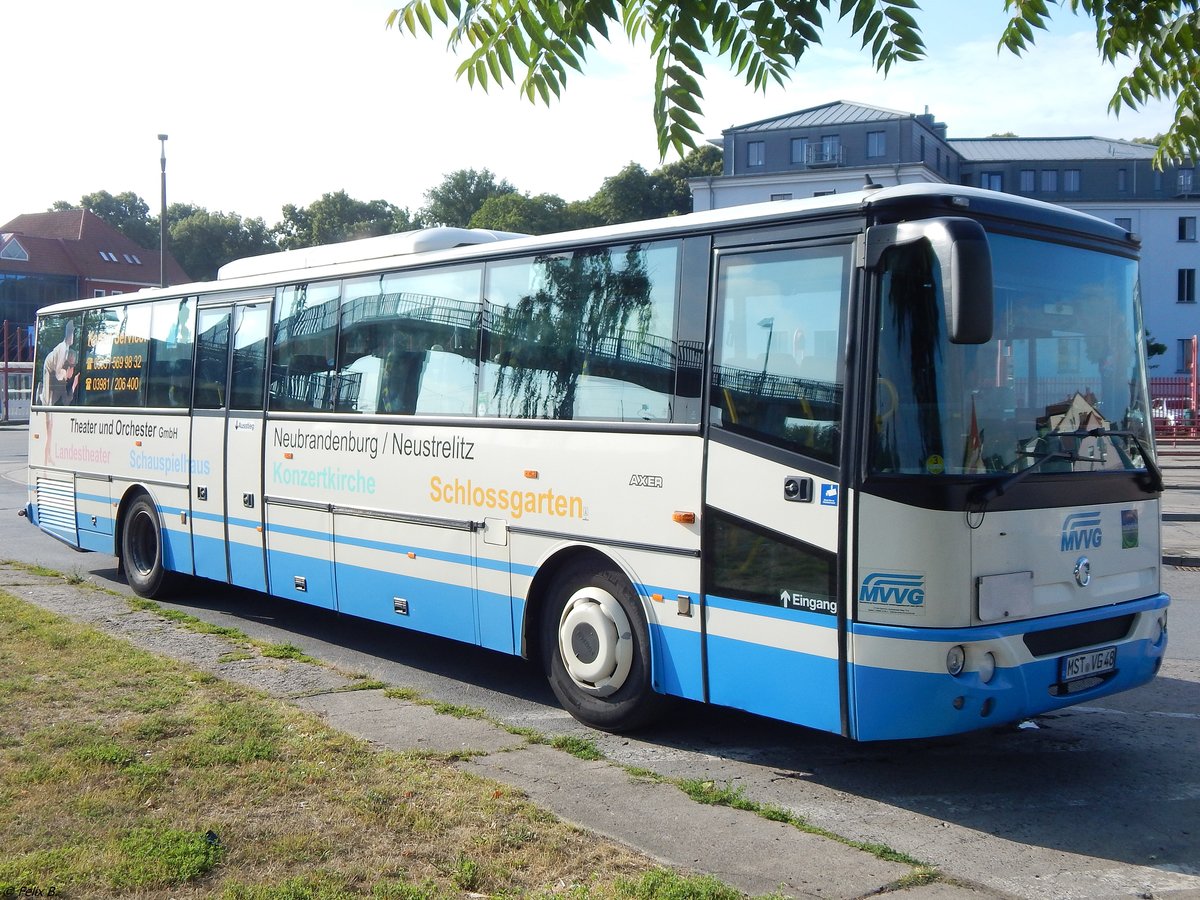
[1022,614,1135,657]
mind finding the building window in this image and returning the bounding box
[866,130,886,158]
[769,193,793,201]
[980,172,1002,191]
[1180,217,1197,241]
[0,238,28,261]
[1179,268,1196,304]
[1057,338,1081,374]
[1117,168,1128,192]
[1041,170,1058,192]
[790,137,808,165]
[1180,169,1195,194]
[1064,169,1081,192]
[93,290,106,298]
[1115,217,1132,232]
[747,141,765,167]
[1019,170,1035,192]
[919,136,926,161]
[1181,339,1194,373]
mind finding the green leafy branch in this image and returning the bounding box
[1000,0,1200,167]
[387,0,927,156]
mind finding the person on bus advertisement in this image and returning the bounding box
[40,318,79,406]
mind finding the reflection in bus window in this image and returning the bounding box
[79,304,151,408]
[270,282,340,411]
[230,305,270,410]
[193,308,230,410]
[336,266,482,415]
[145,297,195,409]
[481,242,680,421]
[711,244,850,464]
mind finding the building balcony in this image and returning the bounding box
[804,146,846,168]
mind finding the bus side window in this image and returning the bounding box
[194,309,230,410]
[146,297,195,409]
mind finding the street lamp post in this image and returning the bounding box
[158,134,168,288]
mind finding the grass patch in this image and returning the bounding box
[427,701,486,719]
[550,734,605,761]
[383,687,420,701]
[673,778,936,875]
[618,868,746,900]
[0,588,673,897]
[260,642,315,662]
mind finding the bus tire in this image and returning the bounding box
[540,560,661,732]
[121,495,173,599]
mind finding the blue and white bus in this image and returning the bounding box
[25,184,1169,740]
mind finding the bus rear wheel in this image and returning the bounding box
[121,495,173,599]
[540,560,661,732]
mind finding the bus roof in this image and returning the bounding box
[36,183,1131,317]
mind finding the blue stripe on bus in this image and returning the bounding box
[648,621,704,702]
[705,630,841,733]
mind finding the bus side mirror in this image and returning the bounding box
[865,217,994,345]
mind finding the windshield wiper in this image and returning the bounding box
[1082,427,1165,493]
[968,428,1164,508]
[969,446,1080,506]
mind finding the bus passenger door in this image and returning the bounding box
[190,301,270,591]
[701,242,850,734]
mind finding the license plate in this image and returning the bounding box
[1060,646,1116,681]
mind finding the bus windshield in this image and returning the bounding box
[871,231,1153,477]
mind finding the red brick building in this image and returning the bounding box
[0,209,190,338]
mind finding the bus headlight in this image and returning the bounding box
[1154,611,1167,645]
[979,651,996,684]
[946,645,966,677]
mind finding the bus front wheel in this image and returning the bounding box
[121,495,173,599]
[540,561,661,732]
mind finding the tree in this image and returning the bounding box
[388,0,1200,166]
[588,146,722,224]
[420,168,517,227]
[1146,330,1168,368]
[167,206,280,282]
[1001,1,1199,166]
[469,192,598,233]
[275,190,413,250]
[53,190,157,248]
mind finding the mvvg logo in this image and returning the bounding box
[859,572,925,607]
[1061,511,1102,552]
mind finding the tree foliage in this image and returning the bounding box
[275,190,413,250]
[386,0,925,157]
[419,168,518,227]
[1000,1,1200,165]
[168,207,279,281]
[388,0,1200,165]
[53,190,157,248]
[469,192,598,233]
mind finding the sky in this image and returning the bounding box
[1,0,1179,230]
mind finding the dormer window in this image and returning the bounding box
[0,236,29,261]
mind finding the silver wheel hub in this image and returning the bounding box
[558,586,634,697]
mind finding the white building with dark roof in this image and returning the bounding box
[692,101,1200,373]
